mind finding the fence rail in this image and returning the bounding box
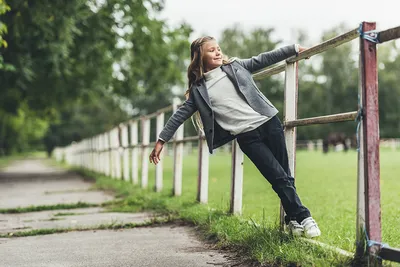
[253,28,359,80]
[378,26,400,43]
[284,111,358,127]
[54,21,400,265]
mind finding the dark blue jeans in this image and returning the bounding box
[236,116,311,224]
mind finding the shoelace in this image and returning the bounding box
[289,221,303,229]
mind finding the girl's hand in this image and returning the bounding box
[149,140,164,165]
[298,45,307,53]
[298,45,310,59]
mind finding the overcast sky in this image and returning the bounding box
[160,0,399,45]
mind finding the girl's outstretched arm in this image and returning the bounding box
[236,44,298,73]
[150,92,198,165]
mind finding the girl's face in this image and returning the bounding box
[202,40,223,72]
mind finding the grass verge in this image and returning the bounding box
[0,151,46,169]
[0,216,174,238]
[0,202,99,214]
[53,212,84,217]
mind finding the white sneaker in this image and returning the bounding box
[301,217,321,238]
[287,220,304,236]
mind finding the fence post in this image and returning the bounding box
[113,128,122,179]
[85,138,92,170]
[93,137,97,172]
[90,139,94,170]
[86,140,90,169]
[81,140,85,168]
[155,112,165,192]
[86,139,90,170]
[356,31,366,257]
[83,140,87,169]
[230,139,244,215]
[109,131,115,178]
[77,142,81,167]
[110,128,118,178]
[281,61,299,229]
[121,124,130,182]
[93,136,97,172]
[357,21,381,261]
[80,142,84,168]
[104,132,111,177]
[116,127,123,179]
[79,142,83,167]
[197,132,209,203]
[130,120,139,184]
[141,117,150,188]
[98,136,102,172]
[173,98,184,196]
[102,134,107,175]
[92,137,96,171]
[109,130,114,178]
[91,138,95,171]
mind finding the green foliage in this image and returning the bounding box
[0,0,12,70]
[0,104,49,154]
[0,0,191,155]
[378,41,400,137]
[43,91,131,155]
[0,0,10,47]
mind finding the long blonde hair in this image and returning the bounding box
[185,36,229,134]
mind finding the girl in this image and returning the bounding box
[149,36,321,238]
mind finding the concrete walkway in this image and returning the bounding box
[0,159,235,267]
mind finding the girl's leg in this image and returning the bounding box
[236,126,310,222]
[258,116,311,223]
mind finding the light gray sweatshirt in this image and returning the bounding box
[204,67,270,135]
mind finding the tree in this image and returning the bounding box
[0,0,191,155]
[0,0,12,70]
[378,41,400,138]
[44,91,130,156]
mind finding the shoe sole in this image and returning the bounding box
[304,231,321,238]
[291,231,304,237]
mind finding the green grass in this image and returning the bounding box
[0,155,22,169]
[0,216,173,238]
[0,151,47,169]
[53,212,84,217]
[0,202,99,214]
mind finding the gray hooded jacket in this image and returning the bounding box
[159,45,298,153]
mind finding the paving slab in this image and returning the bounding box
[0,159,113,209]
[0,208,156,234]
[0,226,233,267]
